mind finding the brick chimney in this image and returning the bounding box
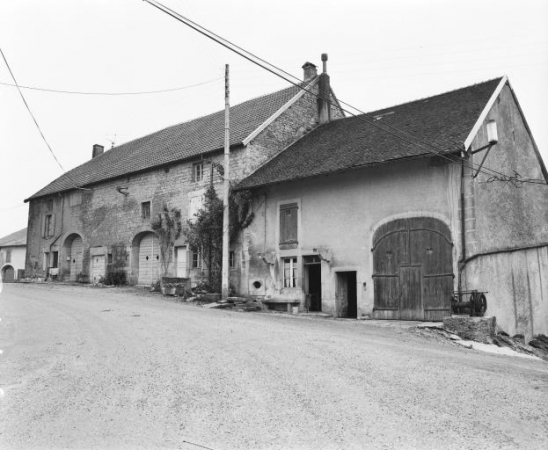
[318,53,331,125]
[92,144,104,159]
[302,62,317,81]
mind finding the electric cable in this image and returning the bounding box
[0,77,222,95]
[0,47,90,191]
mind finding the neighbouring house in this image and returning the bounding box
[0,228,27,282]
[23,58,343,287]
[236,76,548,340]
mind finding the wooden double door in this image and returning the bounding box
[372,217,453,321]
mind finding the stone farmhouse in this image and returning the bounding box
[0,228,27,282]
[236,76,548,340]
[24,60,343,287]
[24,56,548,339]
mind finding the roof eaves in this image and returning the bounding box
[236,149,461,191]
[241,77,319,146]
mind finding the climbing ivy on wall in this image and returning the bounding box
[151,205,183,277]
[184,184,254,292]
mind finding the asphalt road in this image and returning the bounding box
[1,283,547,450]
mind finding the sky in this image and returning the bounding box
[0,0,547,239]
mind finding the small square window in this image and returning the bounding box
[193,162,204,182]
[141,202,151,219]
[283,257,298,288]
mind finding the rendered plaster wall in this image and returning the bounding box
[464,247,548,341]
[242,158,460,317]
[0,246,26,279]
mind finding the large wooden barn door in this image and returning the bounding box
[138,233,160,286]
[373,218,453,321]
[70,236,83,282]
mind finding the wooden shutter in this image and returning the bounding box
[280,203,298,249]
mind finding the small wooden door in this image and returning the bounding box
[70,236,83,281]
[336,272,357,318]
[91,255,105,283]
[336,273,349,318]
[138,233,160,285]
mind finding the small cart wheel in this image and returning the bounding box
[475,293,487,315]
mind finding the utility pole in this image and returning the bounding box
[221,64,230,300]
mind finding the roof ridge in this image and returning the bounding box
[364,76,504,116]
[105,81,310,153]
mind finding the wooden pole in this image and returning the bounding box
[221,64,230,300]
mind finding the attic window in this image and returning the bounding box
[46,199,53,211]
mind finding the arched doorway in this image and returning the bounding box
[372,217,453,321]
[132,232,160,286]
[64,234,84,282]
[1,265,15,282]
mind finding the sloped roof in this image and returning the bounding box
[0,228,27,247]
[237,78,503,190]
[26,80,316,201]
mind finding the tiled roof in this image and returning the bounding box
[237,78,503,190]
[0,228,27,247]
[26,81,315,201]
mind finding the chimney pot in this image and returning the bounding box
[302,62,317,81]
[92,144,104,159]
[321,53,328,73]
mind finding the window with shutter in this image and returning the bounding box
[279,203,298,249]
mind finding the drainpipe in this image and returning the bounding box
[458,157,466,294]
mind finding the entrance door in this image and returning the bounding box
[372,217,453,320]
[138,233,160,285]
[70,236,83,281]
[2,265,15,282]
[336,271,357,318]
[175,246,188,278]
[91,255,106,283]
[52,251,59,268]
[308,264,322,311]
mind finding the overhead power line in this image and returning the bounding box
[143,0,546,186]
[0,47,89,191]
[0,77,222,96]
